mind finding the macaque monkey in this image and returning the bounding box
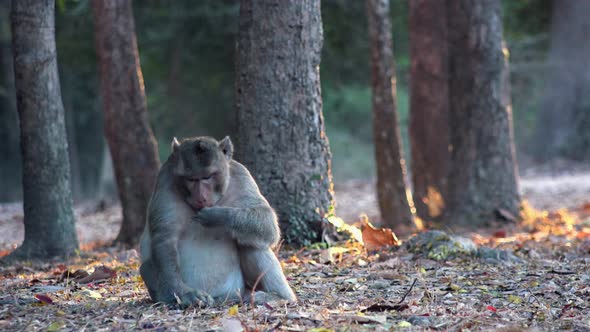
[139,136,296,307]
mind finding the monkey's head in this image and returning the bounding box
[171,136,233,211]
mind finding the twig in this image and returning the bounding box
[548,269,575,275]
[397,278,418,304]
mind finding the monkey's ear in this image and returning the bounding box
[171,137,181,153]
[219,136,233,160]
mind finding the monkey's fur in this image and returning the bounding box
[139,136,296,307]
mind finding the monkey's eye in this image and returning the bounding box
[201,175,212,181]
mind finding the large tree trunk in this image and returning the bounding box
[445,0,520,226]
[92,0,160,247]
[366,0,415,233]
[235,0,334,246]
[8,0,78,259]
[408,0,450,223]
[534,0,590,160]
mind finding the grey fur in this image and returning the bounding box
[139,137,296,307]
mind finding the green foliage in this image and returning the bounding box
[323,84,410,181]
[503,0,551,42]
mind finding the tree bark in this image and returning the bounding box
[92,0,160,247]
[445,0,520,226]
[366,0,415,233]
[408,0,450,223]
[8,0,78,259]
[235,0,334,246]
[535,0,590,160]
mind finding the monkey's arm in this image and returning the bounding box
[147,206,213,306]
[149,218,183,287]
[193,206,279,248]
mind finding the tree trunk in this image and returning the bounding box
[366,0,415,233]
[8,0,78,259]
[235,0,334,246]
[408,0,450,223]
[534,0,590,160]
[92,0,160,247]
[445,0,520,226]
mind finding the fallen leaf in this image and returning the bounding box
[493,230,507,238]
[508,295,523,304]
[34,293,53,305]
[360,216,399,250]
[81,289,103,299]
[228,304,239,316]
[397,321,412,327]
[336,314,387,324]
[77,266,117,283]
[47,321,64,332]
[60,269,89,282]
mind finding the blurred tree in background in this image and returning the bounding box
[444,0,520,226]
[92,0,160,247]
[534,0,590,161]
[408,0,450,223]
[366,0,414,233]
[0,0,567,207]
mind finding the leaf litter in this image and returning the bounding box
[0,200,590,330]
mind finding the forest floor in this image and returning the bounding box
[0,162,589,331]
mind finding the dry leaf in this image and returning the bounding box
[60,269,89,282]
[360,216,399,250]
[77,266,117,283]
[34,293,53,305]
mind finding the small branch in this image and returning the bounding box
[397,278,418,304]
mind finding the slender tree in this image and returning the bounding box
[445,0,520,226]
[366,0,415,233]
[408,0,450,223]
[534,0,590,160]
[235,0,334,246]
[92,0,160,246]
[7,0,78,260]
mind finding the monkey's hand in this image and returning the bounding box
[193,207,229,228]
[170,284,214,308]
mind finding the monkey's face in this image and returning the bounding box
[172,136,233,211]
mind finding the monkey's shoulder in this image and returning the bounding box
[221,161,268,206]
[228,161,259,187]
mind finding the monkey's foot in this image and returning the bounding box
[172,287,214,308]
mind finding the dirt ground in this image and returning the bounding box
[0,164,589,331]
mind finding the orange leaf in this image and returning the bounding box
[360,216,399,250]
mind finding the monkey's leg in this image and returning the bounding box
[139,259,160,302]
[239,247,296,302]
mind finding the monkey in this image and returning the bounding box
[139,136,296,307]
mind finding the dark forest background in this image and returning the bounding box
[0,0,557,202]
